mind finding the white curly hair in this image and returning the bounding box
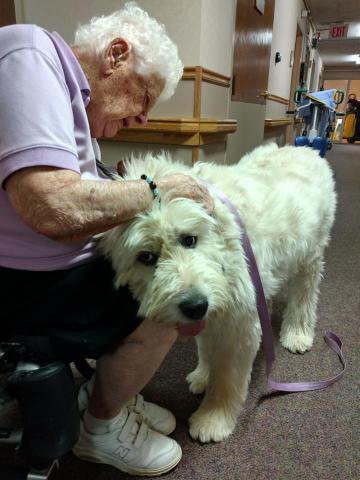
[74,2,183,101]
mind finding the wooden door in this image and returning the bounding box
[227,0,275,162]
[232,0,275,104]
[0,0,16,27]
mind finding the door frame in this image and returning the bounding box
[0,0,16,27]
[288,25,304,112]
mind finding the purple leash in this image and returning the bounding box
[203,181,346,392]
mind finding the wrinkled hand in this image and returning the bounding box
[117,160,126,177]
[156,173,214,214]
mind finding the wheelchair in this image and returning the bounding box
[293,88,344,158]
[0,333,94,480]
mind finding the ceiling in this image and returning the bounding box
[305,0,360,69]
[305,0,360,24]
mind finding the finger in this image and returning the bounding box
[117,160,126,176]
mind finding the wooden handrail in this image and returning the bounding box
[103,117,237,146]
[266,93,289,105]
[182,66,231,87]
[102,66,235,162]
[264,118,303,128]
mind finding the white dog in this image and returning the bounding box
[100,143,336,443]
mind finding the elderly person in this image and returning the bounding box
[0,2,212,477]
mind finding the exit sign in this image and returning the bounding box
[329,24,348,38]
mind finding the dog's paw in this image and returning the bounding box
[280,330,314,354]
[189,408,236,443]
[186,369,208,395]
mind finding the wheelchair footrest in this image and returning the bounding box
[8,363,80,469]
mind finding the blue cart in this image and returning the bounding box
[294,89,344,158]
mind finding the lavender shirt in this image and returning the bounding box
[0,24,110,271]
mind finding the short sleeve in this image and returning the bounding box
[0,47,80,182]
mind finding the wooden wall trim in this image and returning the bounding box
[106,131,200,146]
[199,119,238,133]
[192,147,200,163]
[181,66,231,120]
[103,66,235,152]
[264,118,293,127]
[114,117,200,133]
[199,133,229,145]
[201,68,231,87]
[182,66,231,87]
[193,66,202,118]
[266,93,289,105]
[105,117,237,146]
[0,0,16,27]
[264,118,303,128]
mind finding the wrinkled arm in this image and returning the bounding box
[5,166,154,243]
[5,164,214,243]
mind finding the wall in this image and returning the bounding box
[310,49,323,91]
[263,0,323,147]
[14,0,235,100]
[15,0,202,66]
[324,79,360,111]
[323,70,360,81]
[348,80,360,100]
[100,141,193,166]
[227,102,265,163]
[199,0,235,77]
[323,79,350,113]
[263,127,287,147]
[266,0,316,119]
[267,0,299,103]
[14,0,202,120]
[198,0,235,120]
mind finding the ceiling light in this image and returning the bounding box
[356,55,360,64]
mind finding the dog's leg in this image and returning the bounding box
[186,334,209,395]
[189,316,260,443]
[280,256,324,353]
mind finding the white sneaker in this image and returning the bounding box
[78,379,176,436]
[73,409,182,477]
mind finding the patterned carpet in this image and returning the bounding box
[1,144,358,480]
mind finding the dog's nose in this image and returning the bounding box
[179,293,209,320]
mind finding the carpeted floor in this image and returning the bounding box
[1,144,359,479]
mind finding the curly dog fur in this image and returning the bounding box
[100,143,337,443]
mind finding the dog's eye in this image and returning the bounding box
[137,251,158,265]
[180,235,197,248]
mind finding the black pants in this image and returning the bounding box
[0,257,143,361]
